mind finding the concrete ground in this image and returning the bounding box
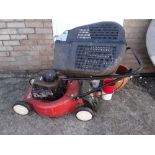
[0,75,155,135]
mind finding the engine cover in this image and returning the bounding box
[31,81,66,100]
[31,70,67,100]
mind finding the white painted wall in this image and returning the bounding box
[51,0,124,36]
[53,18,123,36]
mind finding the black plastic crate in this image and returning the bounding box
[53,22,126,76]
[75,45,116,71]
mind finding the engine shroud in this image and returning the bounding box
[31,82,66,100]
[31,71,67,100]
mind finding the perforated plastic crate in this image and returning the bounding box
[53,22,126,76]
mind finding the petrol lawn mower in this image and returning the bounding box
[13,21,144,121]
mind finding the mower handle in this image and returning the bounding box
[126,47,144,72]
[73,76,129,100]
[71,47,144,99]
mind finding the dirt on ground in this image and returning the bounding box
[0,75,155,135]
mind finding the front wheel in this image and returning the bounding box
[13,101,32,116]
[76,107,94,122]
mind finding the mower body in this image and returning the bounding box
[13,21,128,121]
[22,81,84,117]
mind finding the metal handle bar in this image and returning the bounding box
[126,47,144,72]
[69,47,144,99]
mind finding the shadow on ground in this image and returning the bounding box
[0,76,155,135]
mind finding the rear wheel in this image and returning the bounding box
[13,101,32,116]
[76,107,94,122]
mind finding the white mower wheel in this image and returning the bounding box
[76,107,94,122]
[13,102,32,116]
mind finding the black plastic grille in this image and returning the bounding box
[77,25,119,40]
[75,45,116,71]
[77,28,91,39]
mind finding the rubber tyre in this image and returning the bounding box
[76,107,94,122]
[13,101,32,116]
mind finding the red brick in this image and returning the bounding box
[18,28,35,34]
[25,21,43,27]
[39,49,53,56]
[0,22,6,28]
[10,35,27,40]
[28,34,53,40]
[124,19,151,27]
[37,40,52,45]
[7,22,25,27]
[0,35,10,40]
[0,57,15,61]
[44,21,52,27]
[0,52,10,57]
[0,19,54,71]
[13,45,52,51]
[3,41,20,46]
[0,46,13,51]
[0,29,17,34]
[20,40,38,45]
[11,51,40,56]
[35,28,53,34]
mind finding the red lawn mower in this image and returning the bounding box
[13,21,143,121]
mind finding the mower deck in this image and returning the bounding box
[20,81,84,117]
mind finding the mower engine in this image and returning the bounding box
[31,70,67,100]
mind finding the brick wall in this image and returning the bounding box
[0,19,154,73]
[0,19,53,72]
[123,19,155,73]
